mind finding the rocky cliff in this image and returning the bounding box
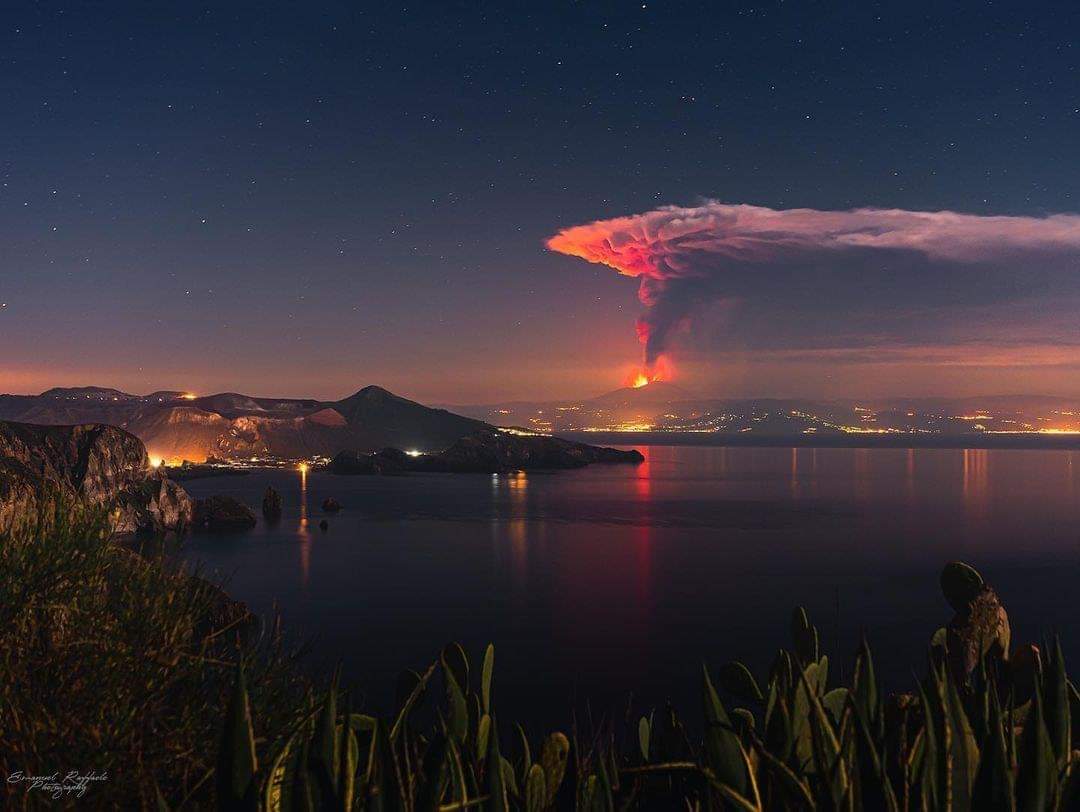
[0,421,192,534]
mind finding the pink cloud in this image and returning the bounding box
[546,201,1080,367]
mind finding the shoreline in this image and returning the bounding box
[559,430,1080,451]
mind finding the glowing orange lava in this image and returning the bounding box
[624,355,672,389]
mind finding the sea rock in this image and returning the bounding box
[322,497,342,512]
[145,477,194,533]
[941,561,1011,679]
[0,420,192,534]
[192,495,257,531]
[262,485,283,520]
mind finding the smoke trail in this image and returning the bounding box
[546,201,1080,368]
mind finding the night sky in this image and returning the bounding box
[3,1,1080,402]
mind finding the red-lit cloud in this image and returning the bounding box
[547,202,1080,369]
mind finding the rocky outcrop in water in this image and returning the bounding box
[330,429,643,475]
[192,495,257,531]
[0,420,192,534]
[329,447,409,475]
[416,429,644,473]
[262,485,282,520]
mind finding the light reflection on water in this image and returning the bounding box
[182,445,1080,726]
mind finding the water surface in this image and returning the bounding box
[180,446,1080,727]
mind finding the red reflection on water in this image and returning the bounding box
[906,449,916,504]
[962,449,990,530]
[508,472,528,594]
[633,524,653,605]
[635,448,651,500]
[790,447,800,499]
[632,450,653,605]
[853,448,872,505]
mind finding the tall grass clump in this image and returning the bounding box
[0,499,308,809]
[212,598,1080,810]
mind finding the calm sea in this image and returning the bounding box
[179,445,1080,728]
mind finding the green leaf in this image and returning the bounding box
[791,607,819,663]
[1044,636,1071,766]
[764,695,793,762]
[850,700,895,812]
[500,756,519,799]
[732,708,756,739]
[217,663,258,811]
[486,714,509,812]
[524,764,546,812]
[1016,683,1055,812]
[752,742,816,810]
[702,664,750,794]
[945,672,980,810]
[852,638,879,728]
[539,732,569,805]
[442,660,469,743]
[337,692,356,811]
[719,661,765,703]
[370,717,402,812]
[706,745,764,812]
[516,723,532,778]
[822,688,849,726]
[262,730,297,812]
[441,642,469,694]
[415,732,448,811]
[971,686,1015,812]
[390,662,436,741]
[638,716,651,762]
[290,734,314,812]
[481,643,495,714]
[477,714,491,762]
[308,675,338,807]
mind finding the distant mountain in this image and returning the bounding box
[443,390,1080,438]
[40,386,140,401]
[0,384,488,464]
[589,381,694,408]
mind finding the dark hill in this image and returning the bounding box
[330,386,487,452]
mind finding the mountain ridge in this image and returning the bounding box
[0,384,490,464]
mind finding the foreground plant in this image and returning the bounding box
[212,563,1078,810]
[0,500,307,809]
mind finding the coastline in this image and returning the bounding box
[559,430,1080,451]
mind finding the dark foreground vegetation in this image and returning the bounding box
[2,506,1078,809]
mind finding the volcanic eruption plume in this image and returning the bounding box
[546,201,1080,380]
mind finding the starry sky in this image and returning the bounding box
[3,1,1080,402]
